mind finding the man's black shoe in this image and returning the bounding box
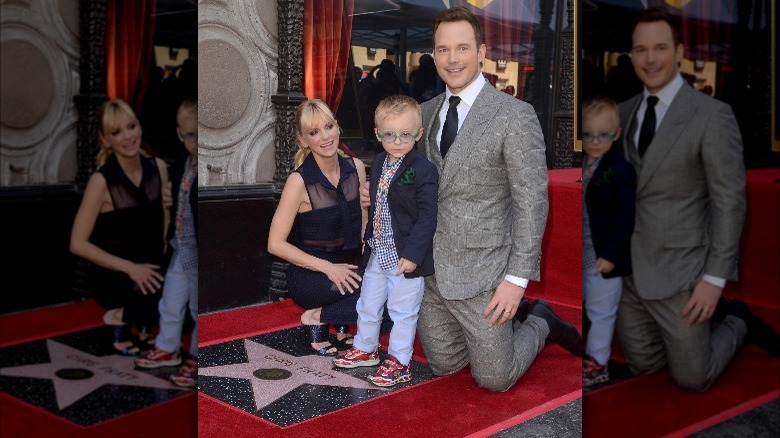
[711,297,731,324]
[514,298,531,323]
[730,299,780,357]
[529,299,583,356]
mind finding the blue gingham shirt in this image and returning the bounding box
[367,154,404,271]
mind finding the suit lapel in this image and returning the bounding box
[422,94,445,172]
[621,95,642,170]
[636,84,694,192]
[438,84,498,191]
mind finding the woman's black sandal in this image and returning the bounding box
[335,325,354,350]
[110,325,141,356]
[302,323,337,356]
[136,325,156,352]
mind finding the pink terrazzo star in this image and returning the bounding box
[199,339,387,411]
[0,339,181,410]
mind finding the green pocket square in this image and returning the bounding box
[397,167,416,185]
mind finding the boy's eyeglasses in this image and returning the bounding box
[582,131,617,143]
[179,131,198,142]
[377,129,421,143]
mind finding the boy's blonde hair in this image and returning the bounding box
[177,98,197,126]
[96,99,147,167]
[374,95,422,128]
[293,99,345,169]
[583,95,620,127]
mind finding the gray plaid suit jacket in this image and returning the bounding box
[418,83,548,300]
[619,81,746,300]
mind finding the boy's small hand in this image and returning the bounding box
[163,181,173,208]
[397,258,417,275]
[594,257,615,275]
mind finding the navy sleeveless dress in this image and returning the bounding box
[89,154,165,328]
[286,153,362,324]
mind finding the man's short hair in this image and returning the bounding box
[631,7,682,47]
[432,6,483,47]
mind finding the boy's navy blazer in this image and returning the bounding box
[584,147,636,278]
[166,152,198,252]
[363,147,438,278]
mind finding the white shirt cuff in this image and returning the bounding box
[702,274,727,288]
[504,274,529,289]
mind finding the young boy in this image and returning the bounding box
[582,96,636,387]
[334,95,438,387]
[136,98,199,387]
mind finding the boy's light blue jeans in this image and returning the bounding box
[354,254,424,366]
[156,251,198,355]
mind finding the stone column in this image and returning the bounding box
[551,0,575,169]
[269,0,307,300]
[74,0,108,188]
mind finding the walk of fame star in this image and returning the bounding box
[0,339,182,410]
[199,339,387,412]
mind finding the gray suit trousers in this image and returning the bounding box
[616,275,747,391]
[417,276,548,392]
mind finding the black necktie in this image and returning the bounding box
[440,95,461,158]
[638,95,659,157]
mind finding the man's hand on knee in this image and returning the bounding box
[681,280,722,326]
[482,281,525,328]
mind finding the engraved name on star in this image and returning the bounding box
[199,339,386,411]
[0,339,181,410]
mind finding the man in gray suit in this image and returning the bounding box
[414,7,582,392]
[616,7,778,391]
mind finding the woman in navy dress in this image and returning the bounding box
[268,99,367,356]
[71,99,169,355]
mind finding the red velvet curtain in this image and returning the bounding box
[106,0,156,115]
[304,0,355,156]
[454,0,536,98]
[304,0,354,112]
[668,0,735,97]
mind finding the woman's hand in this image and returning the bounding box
[126,263,165,295]
[324,263,362,295]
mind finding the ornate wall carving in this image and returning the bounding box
[198,0,279,185]
[271,0,305,183]
[550,0,575,168]
[0,0,80,186]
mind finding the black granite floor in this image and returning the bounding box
[198,326,436,427]
[0,326,191,427]
[490,398,582,438]
[693,398,780,438]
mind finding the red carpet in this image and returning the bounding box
[531,168,582,307]
[0,300,197,438]
[199,299,582,438]
[584,169,780,437]
[199,168,584,437]
[725,168,780,307]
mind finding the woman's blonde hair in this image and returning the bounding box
[293,99,345,169]
[96,99,146,167]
